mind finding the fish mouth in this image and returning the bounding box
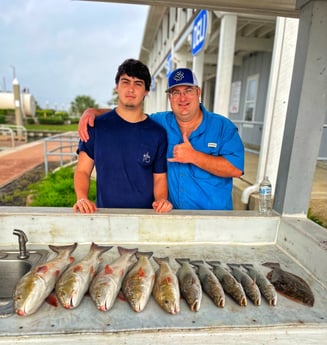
[16,309,26,317]
[99,305,107,312]
[190,300,201,312]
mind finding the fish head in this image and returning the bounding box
[14,275,45,316]
[92,284,115,311]
[56,275,82,309]
[157,288,180,314]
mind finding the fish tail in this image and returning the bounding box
[153,256,170,265]
[90,242,113,255]
[135,251,153,259]
[48,243,78,255]
[175,258,190,265]
[206,260,221,268]
[117,246,138,256]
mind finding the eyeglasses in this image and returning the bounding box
[168,87,198,99]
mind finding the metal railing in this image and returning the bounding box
[43,132,80,174]
[0,125,28,148]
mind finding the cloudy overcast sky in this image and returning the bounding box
[0,0,149,110]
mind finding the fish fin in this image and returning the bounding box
[46,293,58,307]
[262,262,280,269]
[117,291,126,302]
[206,260,221,267]
[153,256,169,265]
[165,276,173,284]
[36,265,49,274]
[48,242,78,255]
[135,251,153,259]
[175,258,190,265]
[117,246,138,256]
[104,264,114,274]
[73,265,83,273]
[90,242,113,255]
[54,269,61,278]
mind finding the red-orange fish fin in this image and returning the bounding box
[104,264,114,274]
[46,293,58,307]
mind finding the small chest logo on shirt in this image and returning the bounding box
[208,143,217,148]
[143,152,151,163]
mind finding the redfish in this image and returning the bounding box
[89,246,137,311]
[153,257,180,314]
[122,251,155,312]
[14,243,77,316]
[175,258,202,312]
[55,242,112,309]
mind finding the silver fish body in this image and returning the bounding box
[243,264,277,306]
[176,258,202,312]
[209,261,247,306]
[153,257,180,314]
[192,261,225,308]
[122,251,155,312]
[228,264,261,306]
[14,243,77,316]
[89,246,137,311]
[55,242,112,309]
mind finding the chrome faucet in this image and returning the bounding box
[13,229,29,259]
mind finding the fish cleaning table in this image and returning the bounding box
[0,207,326,345]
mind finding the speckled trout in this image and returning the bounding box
[55,242,112,309]
[228,264,261,306]
[175,258,202,312]
[14,243,77,316]
[122,251,155,312]
[191,260,225,308]
[89,246,137,311]
[208,261,247,306]
[243,264,277,306]
[153,257,180,314]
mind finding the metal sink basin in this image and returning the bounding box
[0,249,49,300]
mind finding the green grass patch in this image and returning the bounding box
[28,166,96,207]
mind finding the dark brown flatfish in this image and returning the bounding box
[263,262,314,307]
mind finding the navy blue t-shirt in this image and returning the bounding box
[78,109,168,208]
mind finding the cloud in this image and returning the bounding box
[0,0,149,109]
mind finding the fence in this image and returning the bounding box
[43,132,80,174]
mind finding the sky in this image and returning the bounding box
[0,0,149,110]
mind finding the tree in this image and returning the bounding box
[70,95,98,117]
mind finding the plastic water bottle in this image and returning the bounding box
[259,176,272,216]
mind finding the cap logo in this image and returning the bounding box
[173,71,185,82]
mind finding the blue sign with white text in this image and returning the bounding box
[192,10,208,56]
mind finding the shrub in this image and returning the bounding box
[28,166,96,207]
[38,117,65,125]
[0,114,6,124]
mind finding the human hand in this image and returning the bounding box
[78,108,96,142]
[168,132,195,163]
[152,199,173,213]
[73,198,97,214]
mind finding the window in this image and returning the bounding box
[243,74,259,122]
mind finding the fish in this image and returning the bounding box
[55,242,112,309]
[263,262,314,307]
[243,264,277,306]
[89,246,137,311]
[228,264,261,306]
[13,243,78,316]
[191,260,225,308]
[175,258,202,312]
[208,261,247,306]
[153,257,180,314]
[122,251,155,312]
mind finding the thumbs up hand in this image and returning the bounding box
[168,133,195,163]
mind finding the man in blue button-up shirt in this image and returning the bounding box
[78,68,244,210]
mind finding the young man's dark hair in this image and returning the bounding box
[115,59,151,91]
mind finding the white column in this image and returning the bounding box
[193,50,205,89]
[257,17,299,193]
[213,14,237,116]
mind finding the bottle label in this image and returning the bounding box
[259,186,271,196]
